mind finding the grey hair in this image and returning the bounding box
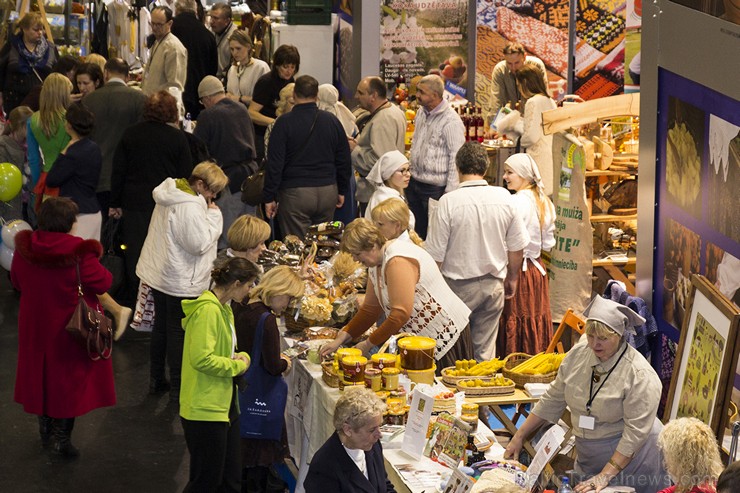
[455,141,489,175]
[333,387,387,432]
[175,0,197,14]
[418,75,444,98]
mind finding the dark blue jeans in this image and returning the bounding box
[405,177,445,239]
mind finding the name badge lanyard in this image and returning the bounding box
[586,344,629,416]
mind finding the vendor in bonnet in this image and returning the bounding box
[504,296,670,493]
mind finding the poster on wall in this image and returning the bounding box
[333,1,355,101]
[380,0,469,99]
[624,0,642,92]
[654,68,740,407]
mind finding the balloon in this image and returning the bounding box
[0,243,13,271]
[1,220,32,249]
[0,162,22,202]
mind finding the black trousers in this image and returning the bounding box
[181,417,241,493]
[150,289,191,392]
[120,208,153,305]
[405,178,445,240]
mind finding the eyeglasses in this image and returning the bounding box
[395,168,411,176]
[150,21,169,27]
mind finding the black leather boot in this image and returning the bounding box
[38,415,53,447]
[52,418,79,458]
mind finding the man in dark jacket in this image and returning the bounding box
[263,75,352,238]
[171,0,218,119]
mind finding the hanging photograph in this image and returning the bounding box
[665,274,740,439]
[662,218,701,331]
[707,114,740,244]
[664,97,704,219]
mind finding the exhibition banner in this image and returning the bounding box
[380,0,469,99]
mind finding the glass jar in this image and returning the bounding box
[461,402,479,433]
[381,367,400,391]
[364,368,382,391]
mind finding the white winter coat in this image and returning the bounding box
[137,178,223,297]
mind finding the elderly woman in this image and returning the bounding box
[180,256,258,492]
[657,417,723,493]
[321,218,472,369]
[317,83,357,137]
[137,161,227,401]
[225,29,270,107]
[0,12,58,112]
[109,90,192,304]
[234,265,305,492]
[498,153,556,355]
[364,150,414,227]
[370,198,422,246]
[304,387,395,493]
[11,197,115,457]
[504,296,670,493]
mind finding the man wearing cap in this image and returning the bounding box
[194,75,257,248]
[504,295,669,493]
[426,142,529,362]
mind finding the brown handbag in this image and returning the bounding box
[65,262,113,361]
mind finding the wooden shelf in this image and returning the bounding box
[593,256,636,267]
[590,213,637,222]
[585,169,636,178]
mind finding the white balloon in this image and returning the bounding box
[0,243,13,271]
[1,220,32,250]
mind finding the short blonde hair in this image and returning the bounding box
[227,215,271,251]
[189,161,228,194]
[250,265,304,305]
[584,319,620,339]
[15,12,44,34]
[370,199,423,246]
[85,53,107,73]
[340,218,386,254]
[39,73,73,138]
[275,83,295,117]
[333,386,387,433]
[658,417,724,493]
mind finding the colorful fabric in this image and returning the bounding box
[497,7,569,76]
[578,5,625,53]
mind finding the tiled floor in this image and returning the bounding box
[0,273,190,492]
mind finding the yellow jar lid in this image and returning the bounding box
[462,403,479,413]
[371,353,397,362]
[382,367,401,375]
[336,348,362,358]
[341,355,367,365]
[397,336,436,350]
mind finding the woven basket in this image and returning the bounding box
[502,352,557,388]
[440,366,503,386]
[321,361,340,388]
[456,377,515,396]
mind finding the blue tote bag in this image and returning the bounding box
[239,312,288,441]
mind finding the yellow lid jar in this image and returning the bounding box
[397,336,436,371]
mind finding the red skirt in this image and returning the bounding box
[496,257,553,356]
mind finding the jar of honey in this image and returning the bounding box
[461,402,479,433]
[335,347,362,364]
[381,367,400,390]
[371,353,398,370]
[341,355,367,383]
[397,336,436,371]
[364,368,382,391]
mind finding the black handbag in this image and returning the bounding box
[241,111,319,206]
[99,218,124,296]
[65,263,113,360]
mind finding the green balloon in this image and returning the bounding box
[0,162,22,202]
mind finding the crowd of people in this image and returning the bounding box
[2,6,739,493]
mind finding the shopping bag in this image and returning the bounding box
[130,281,155,332]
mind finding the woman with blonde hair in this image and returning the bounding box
[0,11,58,112]
[657,417,723,493]
[497,152,556,355]
[321,218,472,368]
[234,265,305,492]
[370,198,422,246]
[225,29,269,107]
[84,53,106,73]
[137,161,228,400]
[27,73,72,211]
[263,82,295,151]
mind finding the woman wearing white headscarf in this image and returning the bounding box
[317,84,358,137]
[505,296,669,493]
[497,152,555,355]
[364,150,415,230]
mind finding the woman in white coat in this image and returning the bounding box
[496,65,556,195]
[364,150,415,230]
[136,161,228,401]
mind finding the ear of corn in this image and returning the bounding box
[510,353,566,375]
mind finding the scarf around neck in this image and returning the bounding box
[13,33,51,75]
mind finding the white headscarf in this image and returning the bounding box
[583,296,646,336]
[317,84,358,137]
[367,150,408,186]
[504,153,546,196]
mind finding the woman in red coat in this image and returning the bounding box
[11,197,115,458]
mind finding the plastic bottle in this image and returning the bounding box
[558,477,573,493]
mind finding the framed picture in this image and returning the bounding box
[664,274,740,438]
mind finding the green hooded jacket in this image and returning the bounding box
[180,290,250,422]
